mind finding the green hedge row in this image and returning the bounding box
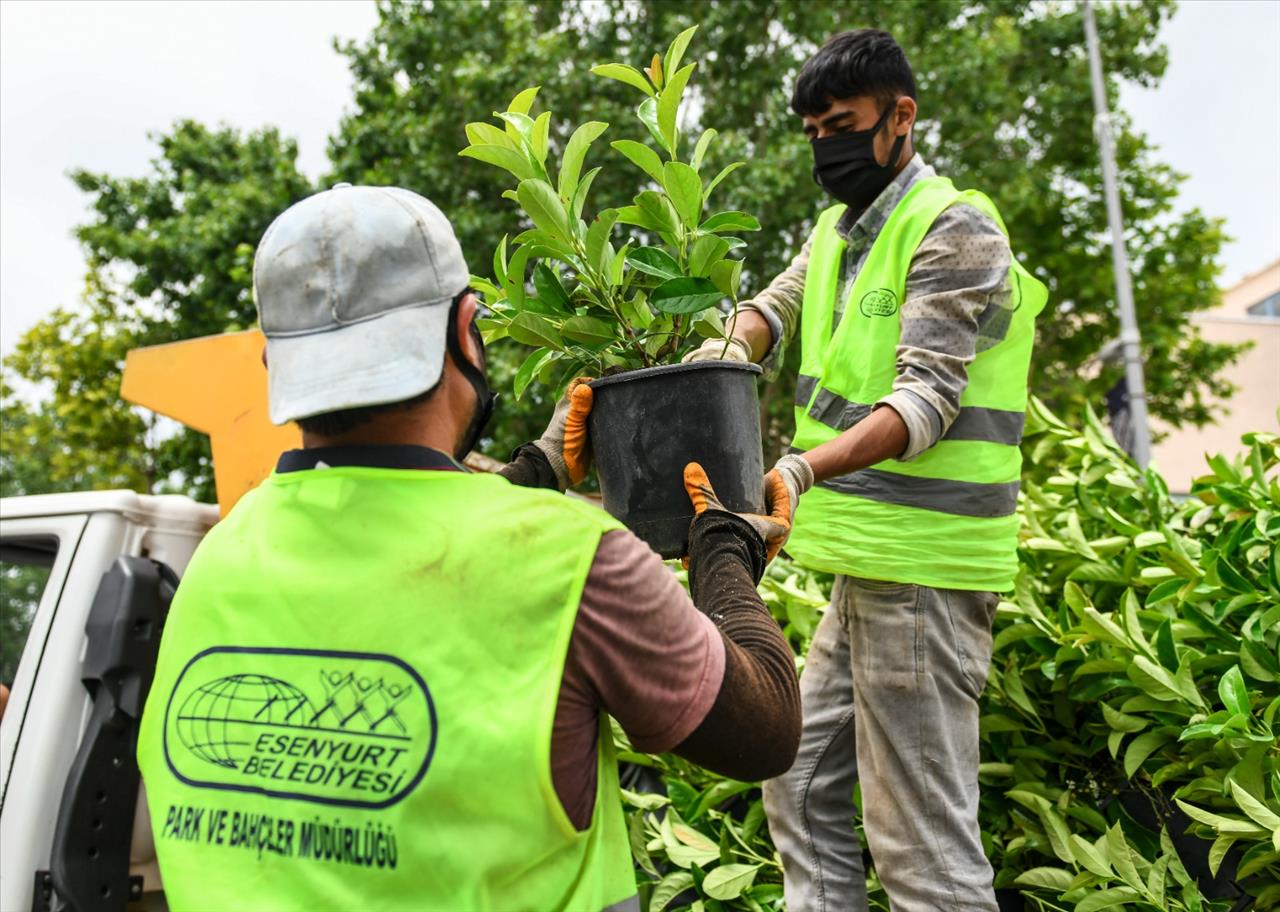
[616,400,1279,912]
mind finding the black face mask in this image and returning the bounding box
[810,101,907,211]
[445,294,498,461]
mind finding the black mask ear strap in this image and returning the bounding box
[445,293,498,460]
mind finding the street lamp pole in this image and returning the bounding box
[1082,0,1153,469]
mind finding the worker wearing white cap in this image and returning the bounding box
[137,183,800,912]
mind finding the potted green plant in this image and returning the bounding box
[461,27,766,557]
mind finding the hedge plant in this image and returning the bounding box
[458,27,758,398]
[618,402,1279,911]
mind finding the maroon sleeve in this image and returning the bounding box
[551,530,725,829]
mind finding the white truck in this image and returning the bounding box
[0,490,219,911]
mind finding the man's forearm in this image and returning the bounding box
[726,308,775,363]
[800,404,910,483]
[673,512,801,781]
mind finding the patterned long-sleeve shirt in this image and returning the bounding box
[744,154,1015,460]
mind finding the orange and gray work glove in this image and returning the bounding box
[532,378,594,491]
[684,462,793,563]
[769,453,815,525]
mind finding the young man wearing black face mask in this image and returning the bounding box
[686,28,1047,912]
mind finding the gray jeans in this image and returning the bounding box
[762,576,999,912]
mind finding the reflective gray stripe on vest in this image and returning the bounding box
[795,374,819,407]
[817,467,1020,518]
[603,895,642,912]
[801,385,1025,445]
[945,406,1026,444]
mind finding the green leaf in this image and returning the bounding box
[516,179,570,241]
[496,110,536,145]
[651,277,724,314]
[464,121,514,149]
[701,210,761,233]
[503,245,532,309]
[561,315,616,345]
[692,308,726,340]
[1229,779,1280,831]
[635,190,680,237]
[649,871,695,912]
[1123,730,1172,779]
[610,241,632,286]
[1218,665,1250,716]
[663,161,703,227]
[1014,867,1076,891]
[513,349,554,399]
[702,864,760,901]
[627,247,682,281]
[619,788,670,810]
[704,161,745,201]
[1074,888,1142,911]
[530,111,551,164]
[1175,799,1270,836]
[657,62,695,155]
[506,86,540,115]
[1209,835,1238,878]
[688,234,730,277]
[622,289,653,329]
[1155,618,1178,670]
[570,166,601,221]
[506,312,562,350]
[615,204,661,232]
[610,139,665,184]
[1069,833,1112,878]
[664,25,698,83]
[691,127,717,171]
[710,259,743,297]
[637,96,669,153]
[590,63,655,97]
[459,144,535,182]
[533,263,571,314]
[1128,655,1191,704]
[1104,824,1143,889]
[558,121,609,200]
[1101,701,1148,733]
[1216,555,1254,593]
[585,209,618,278]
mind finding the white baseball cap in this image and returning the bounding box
[253,183,470,425]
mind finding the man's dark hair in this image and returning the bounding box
[295,288,473,437]
[791,29,917,117]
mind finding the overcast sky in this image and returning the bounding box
[2,0,1278,356]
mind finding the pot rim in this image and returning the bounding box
[588,359,762,390]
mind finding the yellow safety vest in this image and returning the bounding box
[787,176,1047,591]
[138,463,636,911]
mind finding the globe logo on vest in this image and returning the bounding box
[859,288,899,318]
[162,647,437,809]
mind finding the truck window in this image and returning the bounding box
[0,536,58,685]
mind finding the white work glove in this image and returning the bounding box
[682,336,752,364]
[769,453,814,524]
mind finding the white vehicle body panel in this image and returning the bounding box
[0,491,217,912]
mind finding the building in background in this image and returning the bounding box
[1152,258,1280,494]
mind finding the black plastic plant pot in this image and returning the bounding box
[589,360,766,559]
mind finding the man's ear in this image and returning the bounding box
[453,292,482,367]
[893,96,917,136]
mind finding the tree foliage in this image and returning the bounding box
[2,121,311,499]
[2,0,1245,498]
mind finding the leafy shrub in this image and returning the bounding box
[617,401,1279,911]
[459,27,759,398]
